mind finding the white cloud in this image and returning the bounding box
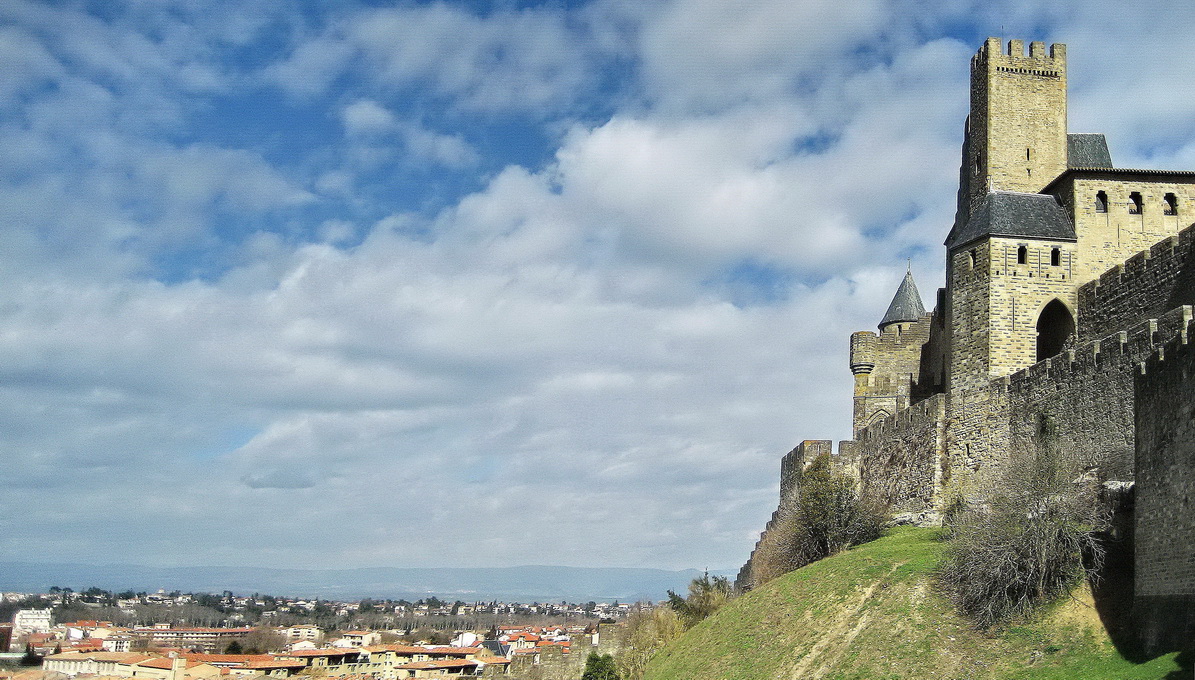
[2,0,1193,575]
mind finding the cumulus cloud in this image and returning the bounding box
[0,0,1191,573]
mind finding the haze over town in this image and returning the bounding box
[3,0,1195,578]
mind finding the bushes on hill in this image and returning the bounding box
[792,453,888,561]
[665,573,733,628]
[940,416,1109,629]
[582,652,620,680]
[616,606,683,680]
[749,453,888,587]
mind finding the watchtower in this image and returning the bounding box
[946,39,1077,394]
[958,38,1068,227]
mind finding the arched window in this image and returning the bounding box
[1095,191,1108,213]
[1050,247,1060,267]
[1164,193,1178,216]
[867,410,891,427]
[1017,245,1027,265]
[1036,299,1075,361]
[969,249,977,269]
[1129,192,1143,215]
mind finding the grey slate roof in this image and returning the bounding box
[1067,133,1113,169]
[879,270,926,329]
[945,191,1076,250]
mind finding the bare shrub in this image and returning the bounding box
[940,416,1109,629]
[615,606,683,680]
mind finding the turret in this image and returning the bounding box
[878,268,927,334]
[849,269,932,435]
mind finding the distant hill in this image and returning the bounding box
[646,528,1190,680]
[0,562,733,602]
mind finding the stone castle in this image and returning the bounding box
[738,38,1194,652]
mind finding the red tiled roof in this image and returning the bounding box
[243,660,307,669]
[278,648,359,657]
[134,658,207,670]
[422,647,477,656]
[180,654,273,666]
[398,659,478,670]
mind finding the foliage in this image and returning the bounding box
[224,640,244,654]
[665,573,733,628]
[751,453,887,587]
[582,652,620,680]
[940,416,1109,629]
[616,606,683,680]
[20,644,41,667]
[794,453,888,561]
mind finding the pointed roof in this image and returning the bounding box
[879,269,926,330]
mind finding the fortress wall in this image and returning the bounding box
[1078,222,1195,341]
[1065,177,1195,286]
[736,440,832,591]
[943,307,1193,499]
[854,394,946,516]
[1133,323,1195,653]
[993,307,1192,482]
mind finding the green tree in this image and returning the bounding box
[792,453,887,562]
[20,644,42,666]
[224,640,244,654]
[581,652,620,680]
[665,573,733,628]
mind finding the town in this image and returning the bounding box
[0,588,640,679]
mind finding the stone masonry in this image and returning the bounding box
[738,38,1195,653]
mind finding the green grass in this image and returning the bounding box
[645,527,1188,680]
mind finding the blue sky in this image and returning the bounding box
[3,0,1195,573]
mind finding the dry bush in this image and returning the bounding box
[940,417,1109,629]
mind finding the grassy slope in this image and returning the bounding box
[646,528,1188,680]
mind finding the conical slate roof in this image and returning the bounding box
[879,269,926,330]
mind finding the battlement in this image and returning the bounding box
[1078,221,1195,340]
[975,37,1066,67]
[1000,306,1193,393]
[849,313,933,374]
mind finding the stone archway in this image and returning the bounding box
[1036,298,1074,361]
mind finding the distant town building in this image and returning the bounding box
[13,609,53,632]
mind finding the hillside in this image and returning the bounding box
[645,528,1190,680]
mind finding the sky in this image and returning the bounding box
[3,0,1195,574]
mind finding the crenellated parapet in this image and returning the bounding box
[1077,221,1195,340]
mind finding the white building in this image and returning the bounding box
[13,609,52,632]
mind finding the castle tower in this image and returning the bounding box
[849,269,930,435]
[944,39,1077,395]
[957,38,1068,229]
[945,192,1078,394]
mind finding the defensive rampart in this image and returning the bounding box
[854,394,946,520]
[1078,222,1195,340]
[1133,326,1195,653]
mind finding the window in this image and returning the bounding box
[969,249,976,269]
[1026,147,1031,161]
[1095,191,1108,213]
[1017,245,1027,265]
[1164,193,1178,216]
[1051,247,1060,266]
[1129,191,1143,215]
